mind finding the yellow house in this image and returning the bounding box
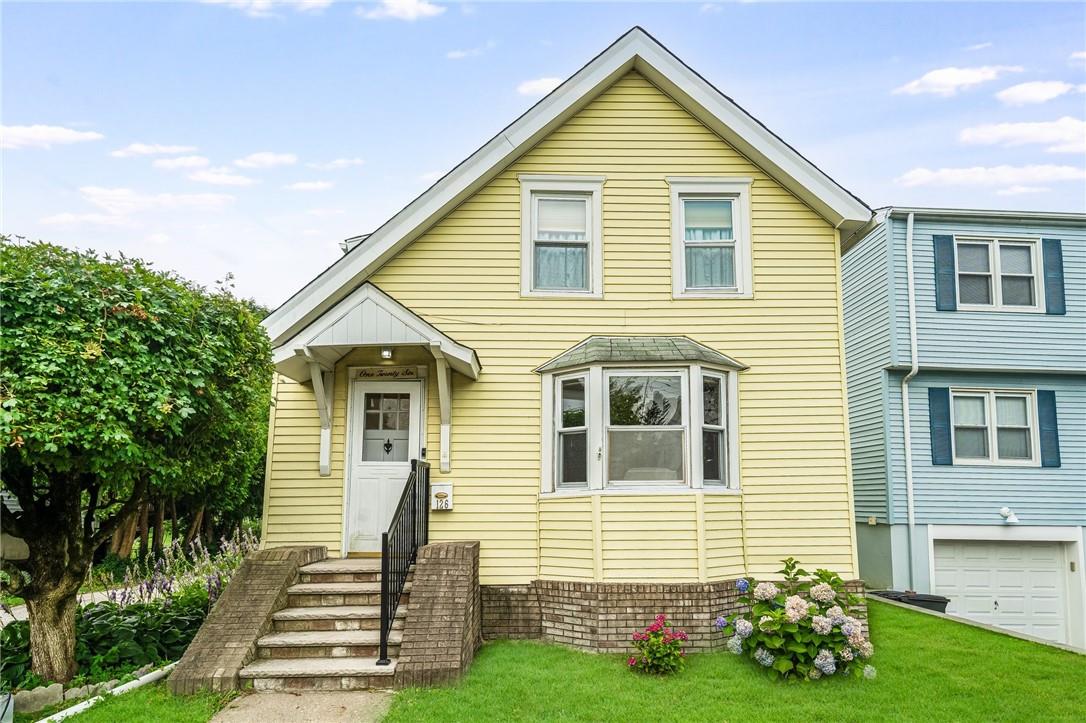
[258,28,870,656]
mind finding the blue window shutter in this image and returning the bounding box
[1042,239,1066,315]
[928,387,952,465]
[1038,390,1061,468]
[932,235,957,311]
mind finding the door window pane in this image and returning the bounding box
[561,378,586,428]
[608,375,682,426]
[362,392,411,462]
[534,244,587,290]
[685,246,735,288]
[683,199,733,240]
[608,429,684,482]
[1001,276,1034,306]
[536,197,587,241]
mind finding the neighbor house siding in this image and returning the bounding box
[889,216,1086,371]
[264,71,858,583]
[886,371,1086,526]
[842,222,892,522]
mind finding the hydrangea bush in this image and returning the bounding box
[627,614,688,675]
[716,558,876,681]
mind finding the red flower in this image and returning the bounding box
[627,657,637,667]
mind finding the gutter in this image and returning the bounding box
[900,212,919,590]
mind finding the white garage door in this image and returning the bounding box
[932,540,1069,644]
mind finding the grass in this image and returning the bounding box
[59,682,232,723]
[387,599,1086,722]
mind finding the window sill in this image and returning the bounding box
[541,486,741,499]
[521,289,603,299]
[673,289,752,300]
[952,305,1045,314]
[949,459,1040,468]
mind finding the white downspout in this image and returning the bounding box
[900,212,919,590]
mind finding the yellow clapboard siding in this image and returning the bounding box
[263,70,857,582]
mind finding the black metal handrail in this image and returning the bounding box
[377,459,430,665]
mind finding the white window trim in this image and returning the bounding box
[540,362,741,495]
[954,236,1045,313]
[949,388,1041,467]
[668,177,753,299]
[519,175,604,298]
[554,372,590,491]
[604,368,690,487]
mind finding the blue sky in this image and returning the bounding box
[4,1,1085,307]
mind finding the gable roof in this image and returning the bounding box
[536,336,747,373]
[263,26,871,347]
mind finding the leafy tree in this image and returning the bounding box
[0,238,272,682]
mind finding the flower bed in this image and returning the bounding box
[716,558,875,680]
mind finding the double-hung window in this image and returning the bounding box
[951,389,1037,465]
[520,175,604,297]
[669,178,752,298]
[557,376,589,489]
[955,238,1042,311]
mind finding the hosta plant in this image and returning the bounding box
[716,558,876,681]
[627,614,688,675]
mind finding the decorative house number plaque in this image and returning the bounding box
[431,483,453,511]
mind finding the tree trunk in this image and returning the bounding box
[184,505,204,548]
[25,580,81,683]
[116,512,138,559]
[170,498,178,546]
[137,501,150,563]
[152,499,165,557]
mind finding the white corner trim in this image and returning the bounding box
[262,28,869,347]
[669,178,753,299]
[519,175,605,298]
[429,342,453,473]
[307,358,334,477]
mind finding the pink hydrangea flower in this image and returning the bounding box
[809,582,836,604]
[784,595,810,623]
[753,582,779,601]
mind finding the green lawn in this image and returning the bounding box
[49,683,231,723]
[387,600,1086,722]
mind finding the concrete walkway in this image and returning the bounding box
[1,588,123,625]
[211,691,393,723]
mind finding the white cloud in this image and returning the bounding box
[2,124,104,150]
[896,164,1086,188]
[285,181,333,191]
[517,77,562,96]
[446,40,495,60]
[996,185,1050,196]
[995,81,1078,106]
[965,42,992,51]
[111,142,197,158]
[234,151,298,168]
[893,65,1023,97]
[307,157,365,170]
[153,155,211,170]
[189,166,258,186]
[306,207,346,217]
[1070,51,1086,66]
[358,0,445,21]
[700,3,723,14]
[39,212,136,228]
[959,117,1086,154]
[202,1,332,18]
[78,186,234,216]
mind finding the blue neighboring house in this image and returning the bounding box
[842,206,1085,649]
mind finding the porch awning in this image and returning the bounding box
[536,336,747,373]
[270,282,479,476]
[271,282,480,383]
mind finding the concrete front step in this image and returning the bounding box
[239,657,397,691]
[286,581,411,608]
[272,605,405,632]
[299,559,382,584]
[256,629,403,659]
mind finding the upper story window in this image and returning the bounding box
[669,177,753,299]
[955,238,1043,312]
[519,175,604,298]
[951,389,1038,466]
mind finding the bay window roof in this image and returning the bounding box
[536,336,747,374]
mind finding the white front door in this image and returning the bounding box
[932,540,1070,644]
[346,380,423,553]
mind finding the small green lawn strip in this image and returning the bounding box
[386,599,1086,722]
[13,682,234,723]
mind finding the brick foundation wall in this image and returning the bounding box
[168,545,326,694]
[482,578,868,654]
[394,541,482,688]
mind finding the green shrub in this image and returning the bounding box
[626,614,688,675]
